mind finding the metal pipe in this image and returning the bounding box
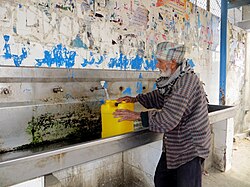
[207,0,210,12]
[219,0,228,105]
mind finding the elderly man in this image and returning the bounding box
[113,42,211,187]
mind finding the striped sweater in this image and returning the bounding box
[137,73,211,169]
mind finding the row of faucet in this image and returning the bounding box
[0,87,64,95]
[1,81,107,95]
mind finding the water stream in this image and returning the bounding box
[104,88,110,100]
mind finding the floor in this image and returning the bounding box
[203,138,250,187]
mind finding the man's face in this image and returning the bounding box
[156,58,173,77]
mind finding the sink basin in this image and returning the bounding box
[208,104,233,113]
[0,100,102,152]
[208,104,236,124]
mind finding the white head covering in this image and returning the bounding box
[156,42,186,64]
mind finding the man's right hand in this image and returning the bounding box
[116,96,138,103]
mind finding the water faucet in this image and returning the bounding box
[90,81,106,92]
[2,88,10,95]
[89,81,110,100]
[53,86,63,93]
[90,86,103,92]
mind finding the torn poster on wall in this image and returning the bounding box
[0,0,220,70]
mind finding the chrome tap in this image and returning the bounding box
[89,81,110,100]
[53,86,63,93]
[2,88,10,95]
[90,81,106,92]
[90,86,103,92]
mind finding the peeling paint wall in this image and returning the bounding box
[0,0,221,103]
[226,23,248,133]
[1,1,249,186]
[0,0,248,154]
[244,32,250,133]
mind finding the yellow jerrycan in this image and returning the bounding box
[101,100,134,138]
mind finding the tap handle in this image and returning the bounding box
[2,88,10,95]
[53,87,63,93]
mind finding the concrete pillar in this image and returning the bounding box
[243,5,250,20]
[243,32,250,131]
[212,118,234,172]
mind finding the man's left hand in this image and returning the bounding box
[113,109,141,122]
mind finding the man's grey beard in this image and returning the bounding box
[160,68,172,77]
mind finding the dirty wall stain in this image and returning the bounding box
[26,111,101,144]
[55,0,76,12]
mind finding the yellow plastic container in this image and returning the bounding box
[101,100,134,138]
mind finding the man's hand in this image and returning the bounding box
[113,109,141,122]
[116,96,138,103]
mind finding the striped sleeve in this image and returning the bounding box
[136,90,164,109]
[148,74,197,133]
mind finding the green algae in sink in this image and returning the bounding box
[26,106,101,144]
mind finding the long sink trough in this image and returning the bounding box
[0,102,236,186]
